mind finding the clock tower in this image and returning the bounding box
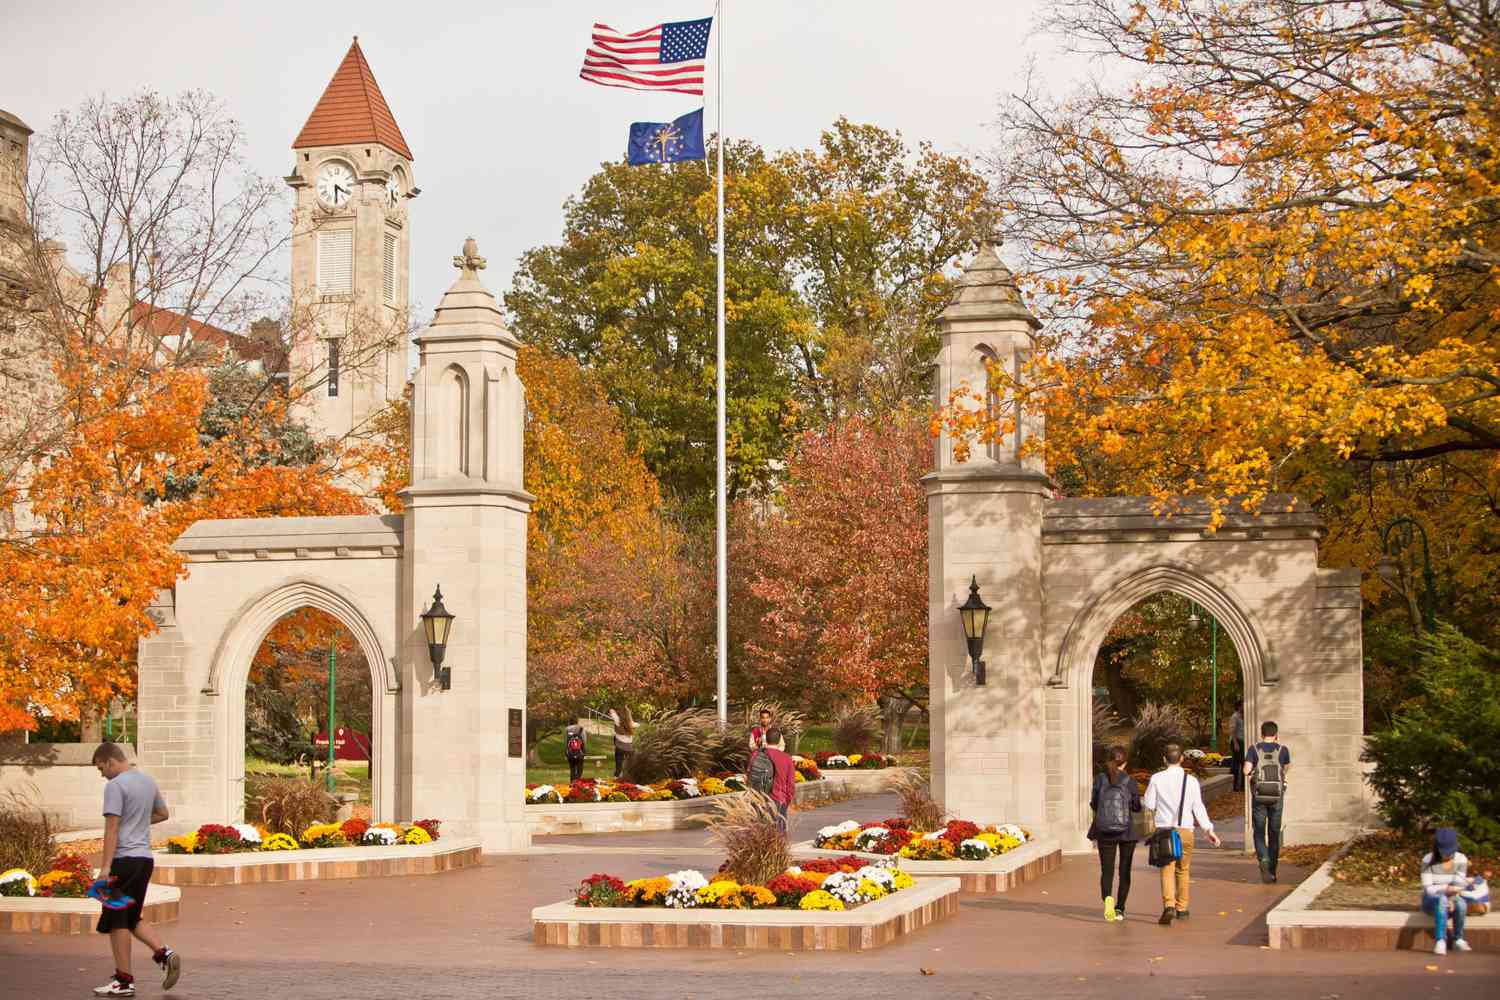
[287,37,416,443]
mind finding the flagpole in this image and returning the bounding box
[714,0,728,727]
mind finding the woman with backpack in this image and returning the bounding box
[1089,745,1143,922]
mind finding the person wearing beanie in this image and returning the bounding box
[1420,827,1473,956]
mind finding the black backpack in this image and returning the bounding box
[1252,744,1285,803]
[1095,773,1131,838]
[748,750,775,794]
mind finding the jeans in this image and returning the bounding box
[1229,741,1245,792]
[568,756,584,781]
[1096,840,1136,909]
[1422,894,1468,943]
[1251,797,1284,872]
[614,747,628,777]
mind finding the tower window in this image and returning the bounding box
[317,229,354,295]
[383,231,397,305]
[327,339,340,398]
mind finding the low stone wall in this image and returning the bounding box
[1,883,179,935]
[151,836,481,886]
[532,876,960,950]
[0,743,135,831]
[1267,844,1499,951]
[790,836,1063,895]
[526,773,899,836]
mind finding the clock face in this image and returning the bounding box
[316,163,355,209]
[385,171,404,209]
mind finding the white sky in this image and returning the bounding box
[5,0,1076,320]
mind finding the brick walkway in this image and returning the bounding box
[5,794,1497,999]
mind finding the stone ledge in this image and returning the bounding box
[1,884,179,935]
[1267,841,1499,951]
[788,837,1062,895]
[532,876,960,950]
[151,836,481,886]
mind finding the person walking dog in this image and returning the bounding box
[1088,746,1143,922]
[1143,744,1221,926]
[1244,719,1291,883]
[91,743,180,997]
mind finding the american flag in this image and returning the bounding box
[579,17,713,96]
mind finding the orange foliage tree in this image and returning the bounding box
[937,0,1500,643]
[0,346,363,731]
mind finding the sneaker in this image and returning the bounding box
[93,980,135,997]
[1259,861,1273,883]
[157,948,181,989]
[1453,939,1471,953]
[1177,909,1190,919]
[1104,895,1116,922]
[1159,907,1176,926]
[1434,940,1447,956]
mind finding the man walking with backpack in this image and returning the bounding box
[563,722,587,782]
[760,727,797,831]
[1245,720,1291,883]
[1143,744,1221,926]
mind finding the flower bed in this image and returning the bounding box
[1185,749,1227,767]
[0,851,95,900]
[526,762,823,806]
[812,752,896,770]
[570,855,916,914]
[161,818,442,855]
[812,817,1031,862]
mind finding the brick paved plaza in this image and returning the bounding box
[5,794,1497,999]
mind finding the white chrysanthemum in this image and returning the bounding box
[855,865,896,888]
[960,837,993,859]
[233,824,262,844]
[855,827,889,850]
[995,824,1027,842]
[921,829,944,841]
[362,827,398,845]
[825,755,851,767]
[0,868,36,896]
[528,784,556,802]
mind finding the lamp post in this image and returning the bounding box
[958,577,992,686]
[325,639,336,793]
[1376,516,1437,633]
[421,585,456,690]
[1188,602,1219,751]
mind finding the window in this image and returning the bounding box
[383,231,397,305]
[327,339,340,398]
[317,229,353,295]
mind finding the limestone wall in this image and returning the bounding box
[0,743,133,831]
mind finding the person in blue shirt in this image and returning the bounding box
[1243,720,1291,883]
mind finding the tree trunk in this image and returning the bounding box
[879,694,907,754]
[1102,659,1139,721]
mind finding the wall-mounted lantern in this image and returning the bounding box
[958,576,991,686]
[420,585,456,690]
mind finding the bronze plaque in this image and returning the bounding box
[508,708,524,758]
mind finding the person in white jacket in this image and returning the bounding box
[1142,744,1221,925]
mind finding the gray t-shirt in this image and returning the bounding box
[103,768,165,859]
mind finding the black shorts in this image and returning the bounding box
[96,857,153,933]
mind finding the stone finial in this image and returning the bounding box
[940,245,1040,329]
[452,237,486,278]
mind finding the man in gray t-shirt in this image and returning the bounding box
[92,743,181,996]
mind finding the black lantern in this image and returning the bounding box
[420,585,456,690]
[958,576,991,686]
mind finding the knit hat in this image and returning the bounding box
[1434,827,1459,857]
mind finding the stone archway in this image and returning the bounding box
[1051,562,1269,848]
[207,579,399,825]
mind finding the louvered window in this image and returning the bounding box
[317,229,354,295]
[383,231,398,304]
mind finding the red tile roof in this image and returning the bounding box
[293,38,413,160]
[129,302,285,370]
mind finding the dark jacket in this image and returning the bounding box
[1088,769,1143,842]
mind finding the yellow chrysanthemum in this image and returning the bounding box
[798,889,845,911]
[404,826,432,845]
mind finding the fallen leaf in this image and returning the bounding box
[1425,964,1439,971]
[919,968,936,976]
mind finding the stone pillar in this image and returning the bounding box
[925,247,1051,830]
[398,239,532,852]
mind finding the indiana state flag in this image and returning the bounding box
[627,108,705,165]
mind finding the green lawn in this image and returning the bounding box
[245,755,371,803]
[523,720,929,785]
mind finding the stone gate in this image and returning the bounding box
[927,248,1367,850]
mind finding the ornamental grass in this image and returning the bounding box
[621,708,751,782]
[0,789,55,876]
[705,790,789,887]
[250,777,338,836]
[1126,702,1187,771]
[831,705,879,756]
[890,769,945,831]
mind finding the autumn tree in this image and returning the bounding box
[937,0,1500,642]
[507,120,996,519]
[744,410,931,751]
